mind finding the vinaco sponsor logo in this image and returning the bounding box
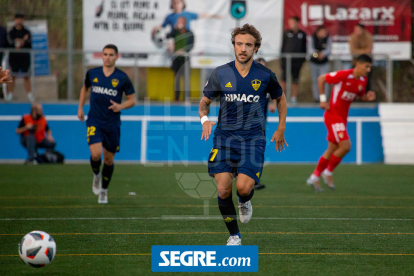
[301,2,395,26]
[151,245,258,272]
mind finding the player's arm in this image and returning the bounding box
[78,70,92,122]
[268,72,288,152]
[360,91,376,102]
[200,69,220,141]
[271,94,288,152]
[77,85,89,122]
[318,74,329,110]
[199,96,216,141]
[108,94,136,112]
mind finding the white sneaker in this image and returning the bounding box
[238,200,253,224]
[98,189,108,204]
[306,177,324,193]
[226,235,241,246]
[6,93,13,101]
[27,92,34,102]
[92,172,101,195]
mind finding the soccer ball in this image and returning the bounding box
[18,231,56,267]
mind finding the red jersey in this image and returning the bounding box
[325,69,367,121]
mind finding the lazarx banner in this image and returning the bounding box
[83,0,284,67]
[284,0,412,60]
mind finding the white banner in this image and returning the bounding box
[83,0,284,67]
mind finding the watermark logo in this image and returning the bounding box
[151,245,258,272]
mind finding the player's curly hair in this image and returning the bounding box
[231,24,262,53]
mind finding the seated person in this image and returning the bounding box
[16,103,55,164]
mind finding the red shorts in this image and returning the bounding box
[324,113,349,145]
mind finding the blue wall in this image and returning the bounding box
[0,103,383,163]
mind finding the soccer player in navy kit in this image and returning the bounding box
[199,24,288,245]
[77,44,135,204]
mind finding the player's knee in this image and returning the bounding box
[217,190,231,199]
[103,156,114,166]
[237,186,252,196]
[341,142,352,153]
[91,153,101,161]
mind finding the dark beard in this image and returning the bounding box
[235,53,253,64]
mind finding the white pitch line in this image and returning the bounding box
[0,217,413,221]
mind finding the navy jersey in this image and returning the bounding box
[85,67,135,128]
[203,60,283,149]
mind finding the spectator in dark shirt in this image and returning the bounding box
[16,103,55,164]
[7,14,33,102]
[0,23,8,64]
[167,16,194,101]
[280,16,307,104]
[309,26,332,102]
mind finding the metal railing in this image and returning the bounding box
[0,48,394,102]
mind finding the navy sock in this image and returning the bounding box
[102,163,114,190]
[231,232,241,238]
[90,157,101,175]
[218,195,239,235]
[237,189,254,203]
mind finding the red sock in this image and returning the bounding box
[327,154,342,172]
[313,156,329,177]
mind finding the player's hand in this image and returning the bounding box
[77,108,85,122]
[108,100,122,112]
[271,128,288,152]
[25,123,34,130]
[268,103,276,113]
[366,91,376,101]
[319,101,329,110]
[201,121,216,141]
[47,136,55,143]
[0,67,12,83]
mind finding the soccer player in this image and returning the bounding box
[199,24,288,245]
[306,54,376,192]
[77,44,135,203]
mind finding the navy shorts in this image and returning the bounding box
[86,123,120,153]
[208,146,265,184]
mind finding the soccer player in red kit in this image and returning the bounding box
[307,54,376,192]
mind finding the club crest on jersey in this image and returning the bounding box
[93,78,98,83]
[112,79,119,88]
[358,85,363,91]
[251,79,261,91]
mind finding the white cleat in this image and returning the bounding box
[306,178,324,193]
[92,172,101,195]
[226,235,242,246]
[321,171,336,191]
[98,189,108,204]
[238,200,253,224]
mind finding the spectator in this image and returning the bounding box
[16,103,55,164]
[167,16,194,101]
[309,26,332,102]
[349,24,373,91]
[349,24,373,57]
[0,22,7,65]
[281,16,307,104]
[7,13,33,102]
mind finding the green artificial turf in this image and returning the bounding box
[0,164,413,276]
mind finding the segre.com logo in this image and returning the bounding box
[151,245,258,272]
